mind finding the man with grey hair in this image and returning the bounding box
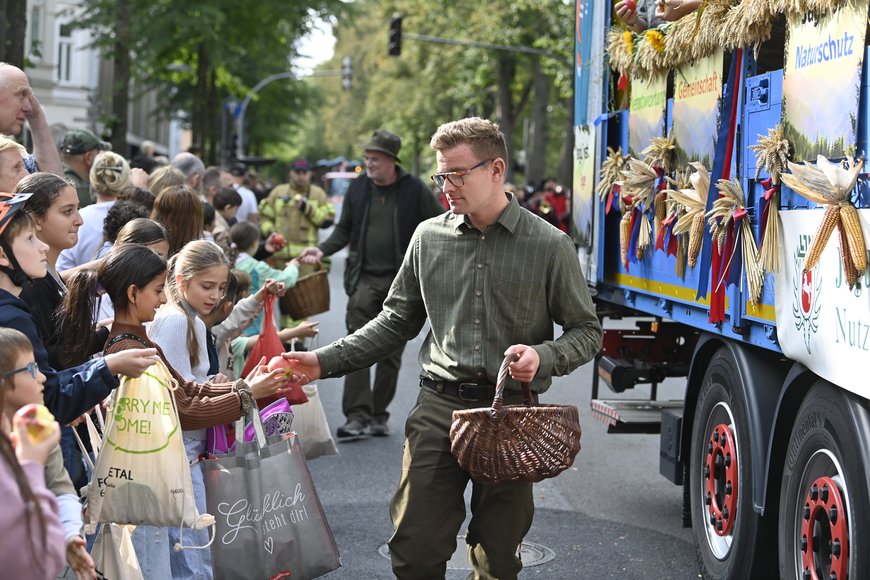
[171,151,205,192]
[0,62,62,176]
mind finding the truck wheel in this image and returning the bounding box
[779,383,870,580]
[690,350,767,579]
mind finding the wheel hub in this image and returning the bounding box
[801,476,849,580]
[704,423,738,537]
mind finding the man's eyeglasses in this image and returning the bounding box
[431,159,493,189]
[3,361,39,380]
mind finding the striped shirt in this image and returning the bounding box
[317,193,602,394]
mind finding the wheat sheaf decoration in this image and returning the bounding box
[597,147,630,214]
[708,178,764,303]
[657,167,695,277]
[669,163,712,269]
[780,156,866,289]
[749,124,790,274]
[608,27,634,77]
[616,158,659,267]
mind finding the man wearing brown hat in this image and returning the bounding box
[61,128,110,208]
[301,129,444,440]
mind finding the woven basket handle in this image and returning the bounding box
[493,353,534,413]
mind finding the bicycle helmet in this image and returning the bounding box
[0,192,35,287]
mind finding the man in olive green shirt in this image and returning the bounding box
[61,128,110,208]
[289,117,602,579]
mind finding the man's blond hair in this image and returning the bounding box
[429,117,508,165]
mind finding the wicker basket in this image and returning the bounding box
[280,266,330,320]
[449,353,581,484]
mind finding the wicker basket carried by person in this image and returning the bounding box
[449,352,581,484]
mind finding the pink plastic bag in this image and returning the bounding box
[207,398,294,453]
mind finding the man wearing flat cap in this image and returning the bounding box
[61,128,110,208]
[301,129,444,441]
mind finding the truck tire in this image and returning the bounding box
[778,383,870,580]
[690,349,767,579]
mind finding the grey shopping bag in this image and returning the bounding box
[203,402,341,580]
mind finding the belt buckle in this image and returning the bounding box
[457,382,482,401]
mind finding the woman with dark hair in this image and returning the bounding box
[95,200,150,258]
[151,185,203,256]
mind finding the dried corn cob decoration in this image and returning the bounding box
[670,163,711,268]
[620,213,632,267]
[803,205,839,273]
[780,155,866,287]
[837,218,858,289]
[839,202,867,275]
[641,131,676,175]
[675,235,688,279]
[707,178,764,303]
[654,190,669,245]
[597,147,630,208]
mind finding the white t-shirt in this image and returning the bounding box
[57,200,116,272]
[233,184,259,223]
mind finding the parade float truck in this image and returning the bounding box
[573,1,870,578]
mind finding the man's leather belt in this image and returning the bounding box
[420,377,495,402]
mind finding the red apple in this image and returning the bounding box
[269,233,287,250]
[267,355,293,380]
[15,403,56,444]
[624,0,636,12]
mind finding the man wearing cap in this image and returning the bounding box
[260,158,335,276]
[300,129,444,440]
[0,62,62,178]
[61,128,111,208]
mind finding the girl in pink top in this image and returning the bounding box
[0,328,65,579]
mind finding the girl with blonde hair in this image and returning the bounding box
[57,151,131,271]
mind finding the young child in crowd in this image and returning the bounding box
[0,193,157,425]
[228,221,299,336]
[0,328,94,580]
[59,242,287,579]
[150,185,203,256]
[57,151,131,270]
[212,187,242,249]
[0,328,65,580]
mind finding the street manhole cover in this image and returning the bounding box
[378,536,556,570]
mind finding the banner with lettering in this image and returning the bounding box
[629,73,667,157]
[575,0,607,124]
[574,124,596,273]
[673,49,724,167]
[86,360,208,530]
[774,209,870,399]
[204,427,340,580]
[783,2,869,161]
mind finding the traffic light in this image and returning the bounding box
[341,56,353,91]
[388,16,402,57]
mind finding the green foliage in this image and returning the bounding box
[304,0,574,178]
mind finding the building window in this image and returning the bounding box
[56,23,74,84]
[29,5,43,59]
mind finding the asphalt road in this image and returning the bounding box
[305,244,701,580]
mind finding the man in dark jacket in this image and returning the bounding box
[300,129,444,439]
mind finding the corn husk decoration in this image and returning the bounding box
[608,27,634,77]
[670,163,711,268]
[642,131,676,175]
[780,155,866,288]
[708,178,764,303]
[749,124,790,273]
[616,158,658,265]
[655,168,693,275]
[597,147,630,214]
[722,0,777,52]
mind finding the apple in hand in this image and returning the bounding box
[269,233,287,250]
[15,403,57,444]
[267,355,294,382]
[624,0,636,12]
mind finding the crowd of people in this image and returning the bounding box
[0,59,602,580]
